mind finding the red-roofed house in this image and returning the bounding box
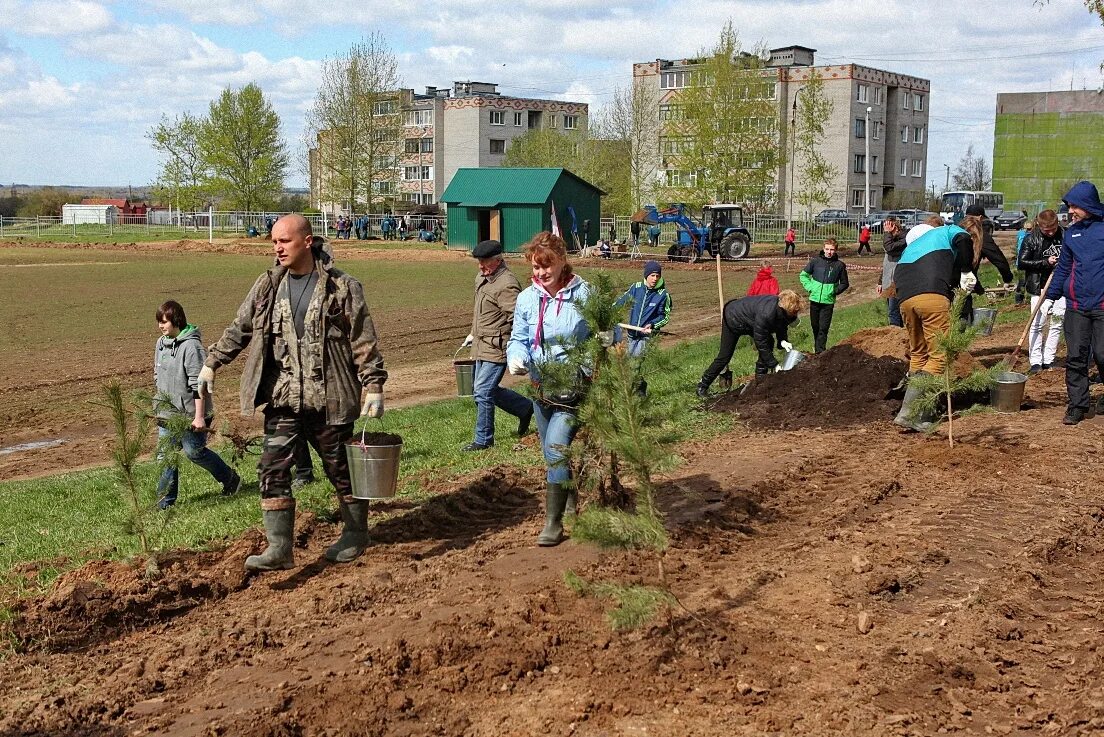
[80,198,148,216]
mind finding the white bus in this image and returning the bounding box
[940,191,1004,224]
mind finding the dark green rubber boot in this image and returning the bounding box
[537,483,569,547]
[245,500,295,571]
[324,497,370,563]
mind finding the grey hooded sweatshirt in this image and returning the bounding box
[154,325,213,420]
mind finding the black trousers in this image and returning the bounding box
[1063,308,1104,411]
[809,301,834,353]
[784,241,795,256]
[702,325,774,385]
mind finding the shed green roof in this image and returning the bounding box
[440,168,601,207]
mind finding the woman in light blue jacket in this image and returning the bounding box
[507,232,592,546]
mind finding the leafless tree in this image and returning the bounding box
[952,144,992,191]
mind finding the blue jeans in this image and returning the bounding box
[473,360,532,446]
[887,297,903,328]
[532,400,579,484]
[156,423,234,504]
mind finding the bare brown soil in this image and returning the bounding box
[0,238,883,481]
[4,307,1104,735]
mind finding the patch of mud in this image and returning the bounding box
[714,344,907,429]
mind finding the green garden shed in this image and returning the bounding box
[441,168,603,253]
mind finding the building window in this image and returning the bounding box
[490,110,505,125]
[513,111,524,126]
[874,86,883,105]
[549,114,558,128]
[871,155,879,174]
[405,109,433,126]
[404,139,419,154]
[373,180,393,194]
[853,154,866,173]
[563,114,577,130]
[873,121,883,140]
[854,118,866,138]
[403,138,433,154]
[661,70,691,89]
[914,93,924,111]
[902,92,910,110]
[373,100,397,116]
[911,159,922,177]
[900,158,908,176]
[852,189,866,208]
[659,104,683,121]
[857,84,868,103]
[901,126,909,144]
[665,169,697,187]
[913,125,925,144]
[489,139,505,154]
[403,166,432,181]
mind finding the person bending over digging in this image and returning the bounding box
[199,214,387,571]
[507,232,594,547]
[696,290,803,398]
[153,300,241,509]
[799,237,849,354]
[891,217,983,431]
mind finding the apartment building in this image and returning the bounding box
[633,46,931,217]
[310,81,588,214]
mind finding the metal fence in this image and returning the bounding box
[596,214,865,248]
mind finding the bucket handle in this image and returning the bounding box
[361,416,387,445]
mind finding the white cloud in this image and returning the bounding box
[0,0,112,36]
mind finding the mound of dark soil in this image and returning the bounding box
[713,344,907,430]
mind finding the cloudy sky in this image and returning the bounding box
[1,0,1101,193]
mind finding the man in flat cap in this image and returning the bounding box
[459,239,533,451]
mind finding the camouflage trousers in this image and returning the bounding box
[259,407,353,500]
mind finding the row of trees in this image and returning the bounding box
[149,83,288,212]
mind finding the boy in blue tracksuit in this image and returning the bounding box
[1042,180,1104,425]
[615,260,672,358]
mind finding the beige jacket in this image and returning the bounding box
[205,248,386,424]
[470,262,521,363]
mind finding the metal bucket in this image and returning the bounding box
[454,360,475,397]
[345,436,402,499]
[778,349,806,371]
[990,371,1027,413]
[972,307,997,336]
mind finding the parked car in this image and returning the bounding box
[813,209,855,227]
[899,211,939,229]
[860,210,895,233]
[993,210,1027,230]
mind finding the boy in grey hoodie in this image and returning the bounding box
[154,300,241,508]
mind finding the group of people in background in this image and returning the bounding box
[324,214,444,242]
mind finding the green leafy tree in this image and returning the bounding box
[147,113,209,212]
[304,34,402,212]
[792,70,839,220]
[15,187,70,217]
[661,22,781,211]
[200,83,288,211]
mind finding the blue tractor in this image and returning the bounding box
[643,203,752,262]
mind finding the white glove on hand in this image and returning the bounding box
[959,272,978,292]
[780,340,794,352]
[597,330,615,348]
[1040,298,1055,316]
[461,334,474,348]
[361,392,384,418]
[508,356,528,376]
[198,365,216,396]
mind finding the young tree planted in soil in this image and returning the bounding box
[534,272,680,630]
[905,291,1004,447]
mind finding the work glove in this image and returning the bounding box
[198,365,216,397]
[597,330,615,348]
[461,334,474,348]
[361,392,384,419]
[508,356,528,376]
[779,340,794,352]
[1040,298,1055,316]
[959,272,978,292]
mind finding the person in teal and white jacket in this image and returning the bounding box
[507,232,592,548]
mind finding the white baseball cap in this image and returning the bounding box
[905,224,935,245]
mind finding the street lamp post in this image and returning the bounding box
[788,95,797,228]
[944,163,950,193]
[864,106,872,217]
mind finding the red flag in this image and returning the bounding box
[550,200,561,237]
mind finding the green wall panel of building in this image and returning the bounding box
[447,206,480,251]
[994,111,1104,213]
[549,176,601,246]
[501,204,545,253]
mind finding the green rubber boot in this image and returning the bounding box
[564,486,579,517]
[537,483,570,547]
[893,382,934,432]
[324,498,370,563]
[245,501,295,571]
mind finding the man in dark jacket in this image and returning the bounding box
[1042,181,1104,425]
[879,217,907,327]
[799,237,849,353]
[459,239,532,451]
[1018,209,1064,373]
[697,291,802,397]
